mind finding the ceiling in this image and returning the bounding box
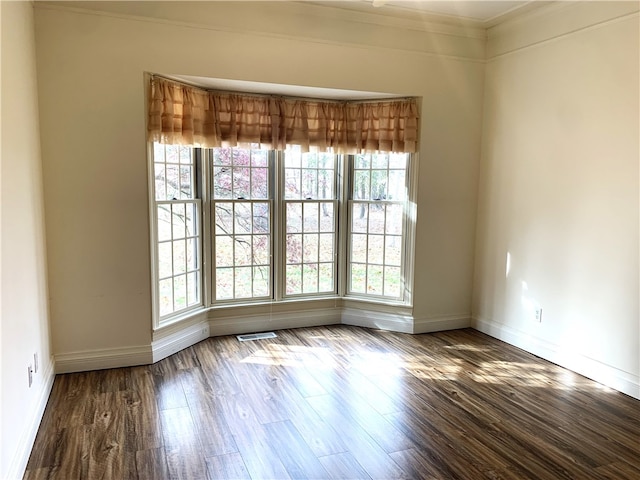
[373,1,533,21]
[313,0,539,25]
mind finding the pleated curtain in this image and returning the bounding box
[148,76,418,154]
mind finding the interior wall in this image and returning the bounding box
[0,2,55,478]
[474,1,640,398]
[34,1,485,360]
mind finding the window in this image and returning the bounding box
[150,143,414,324]
[349,153,408,299]
[147,76,419,326]
[212,147,272,301]
[283,148,337,296]
[151,143,202,318]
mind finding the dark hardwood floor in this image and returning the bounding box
[24,326,640,479]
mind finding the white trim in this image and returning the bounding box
[152,319,210,363]
[33,3,486,63]
[209,307,340,337]
[341,307,414,334]
[473,316,640,400]
[55,345,152,374]
[413,314,471,334]
[6,358,55,480]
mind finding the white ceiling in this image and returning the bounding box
[373,1,534,22]
[313,0,538,24]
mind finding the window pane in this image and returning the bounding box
[251,150,268,167]
[213,148,232,166]
[351,234,367,264]
[286,234,302,264]
[215,235,234,267]
[319,233,334,263]
[372,153,388,169]
[157,206,172,242]
[186,237,198,272]
[213,166,232,199]
[251,168,269,198]
[253,203,270,233]
[385,204,403,234]
[234,236,252,266]
[284,168,301,199]
[318,263,334,292]
[174,274,187,310]
[179,166,192,199]
[302,169,317,199]
[384,266,401,297]
[367,265,383,295]
[385,235,402,266]
[352,204,368,233]
[253,235,270,265]
[158,242,172,279]
[350,264,366,293]
[303,264,318,293]
[286,265,302,295]
[155,164,166,201]
[367,235,384,265]
[253,266,270,297]
[185,203,197,237]
[371,170,387,200]
[319,203,334,232]
[166,145,179,163]
[215,203,234,235]
[303,234,319,263]
[187,272,199,305]
[353,171,370,200]
[233,167,250,199]
[216,268,234,300]
[173,239,186,275]
[368,205,385,234]
[166,165,180,199]
[234,203,252,234]
[388,170,406,201]
[235,267,253,298]
[159,278,173,316]
[303,203,319,232]
[172,204,185,239]
[286,203,302,233]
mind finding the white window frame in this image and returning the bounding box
[149,144,418,329]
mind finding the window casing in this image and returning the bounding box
[150,143,415,326]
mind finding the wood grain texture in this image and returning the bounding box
[25,326,640,479]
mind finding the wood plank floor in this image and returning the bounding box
[24,326,640,479]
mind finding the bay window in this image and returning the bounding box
[147,76,419,326]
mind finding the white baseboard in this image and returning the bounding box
[6,357,55,480]
[209,307,340,337]
[473,316,640,400]
[152,320,210,363]
[341,307,415,333]
[55,345,152,374]
[413,314,471,334]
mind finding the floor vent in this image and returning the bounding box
[236,332,277,342]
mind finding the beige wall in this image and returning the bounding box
[1,2,54,477]
[34,2,485,357]
[474,2,639,396]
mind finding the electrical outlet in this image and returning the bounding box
[28,365,34,387]
[534,307,543,322]
[34,353,39,373]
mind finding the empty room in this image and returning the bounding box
[1,1,639,479]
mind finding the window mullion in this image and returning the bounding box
[273,150,283,302]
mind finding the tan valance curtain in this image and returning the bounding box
[148,76,418,153]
